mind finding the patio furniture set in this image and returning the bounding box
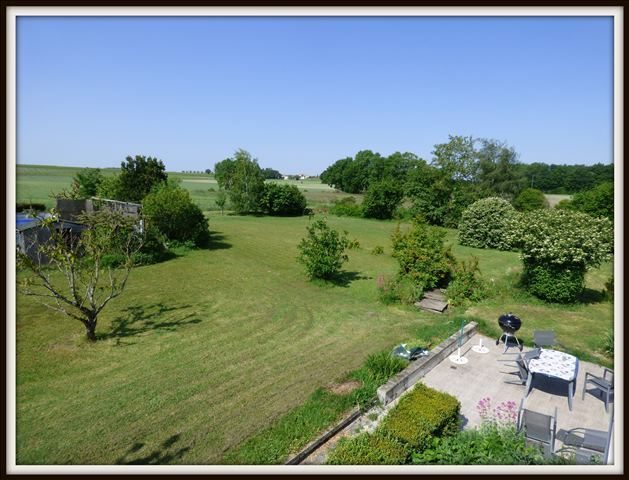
[501,325,615,464]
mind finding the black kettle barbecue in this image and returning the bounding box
[496,313,523,352]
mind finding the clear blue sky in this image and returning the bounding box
[17,16,613,175]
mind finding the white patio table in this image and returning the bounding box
[525,348,579,411]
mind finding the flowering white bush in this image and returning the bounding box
[517,209,613,267]
[516,209,613,302]
[458,197,521,251]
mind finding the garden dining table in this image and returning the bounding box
[525,348,579,411]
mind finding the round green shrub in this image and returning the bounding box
[568,182,614,221]
[513,188,549,212]
[458,197,520,250]
[329,196,363,217]
[522,260,586,303]
[142,184,210,247]
[326,431,410,465]
[446,256,488,306]
[260,183,307,216]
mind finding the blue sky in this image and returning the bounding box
[17,16,613,175]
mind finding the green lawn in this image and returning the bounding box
[14,165,613,464]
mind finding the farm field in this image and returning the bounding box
[15,164,352,211]
[15,212,613,465]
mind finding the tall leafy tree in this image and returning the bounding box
[214,158,237,190]
[117,155,168,202]
[226,149,266,214]
[477,139,526,200]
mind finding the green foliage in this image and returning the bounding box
[476,139,526,200]
[513,188,549,212]
[522,261,586,303]
[362,180,404,219]
[516,209,613,302]
[379,383,461,451]
[347,238,361,250]
[226,150,266,214]
[215,189,228,215]
[604,275,614,301]
[117,155,168,202]
[71,168,103,198]
[213,158,237,190]
[412,422,557,465]
[446,256,488,306]
[458,197,520,251]
[391,217,454,291]
[261,167,283,180]
[16,202,46,212]
[297,219,349,280]
[518,209,613,268]
[377,276,423,305]
[142,184,209,247]
[371,245,384,255]
[517,162,613,194]
[329,196,363,217]
[96,174,125,200]
[327,431,411,465]
[261,183,307,216]
[362,351,408,384]
[568,182,614,221]
[601,329,614,356]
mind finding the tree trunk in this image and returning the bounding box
[85,317,97,341]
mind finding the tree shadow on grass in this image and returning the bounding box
[194,231,232,251]
[115,434,191,465]
[101,303,202,344]
[317,271,372,288]
[577,288,608,305]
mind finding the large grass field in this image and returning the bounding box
[15,164,351,211]
[14,165,613,464]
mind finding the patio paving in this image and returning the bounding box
[422,333,614,455]
[301,332,615,465]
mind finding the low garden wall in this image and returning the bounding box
[377,321,478,405]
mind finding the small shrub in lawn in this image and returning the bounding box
[297,219,350,280]
[362,351,408,383]
[376,275,400,305]
[326,431,411,465]
[379,383,460,451]
[446,256,488,306]
[371,245,384,255]
[391,216,454,292]
[347,238,361,250]
[458,197,521,251]
[329,196,363,217]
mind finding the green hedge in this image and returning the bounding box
[379,383,461,451]
[326,431,411,465]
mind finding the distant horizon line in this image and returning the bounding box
[16,158,615,177]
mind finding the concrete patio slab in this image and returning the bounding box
[422,334,614,455]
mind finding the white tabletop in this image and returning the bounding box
[528,348,579,382]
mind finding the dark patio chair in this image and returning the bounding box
[582,368,614,413]
[533,330,566,349]
[517,399,557,458]
[556,427,609,464]
[504,349,539,386]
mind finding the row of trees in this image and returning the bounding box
[320,136,613,226]
[214,149,307,216]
